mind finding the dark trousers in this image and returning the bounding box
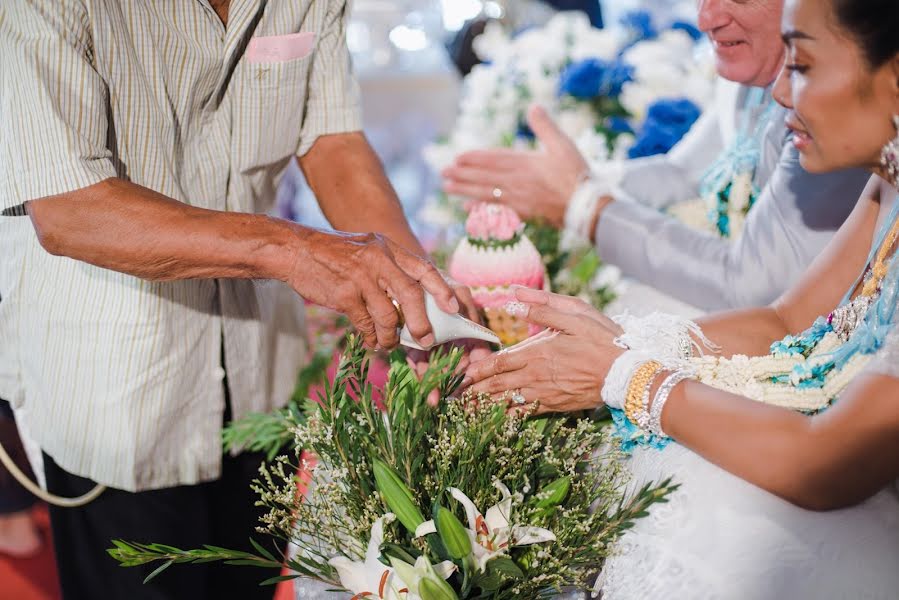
[0,399,36,514]
[44,448,280,600]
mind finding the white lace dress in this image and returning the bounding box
[598,329,899,600]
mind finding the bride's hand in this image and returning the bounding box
[441,105,589,227]
[462,288,624,414]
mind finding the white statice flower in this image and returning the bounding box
[415,482,556,573]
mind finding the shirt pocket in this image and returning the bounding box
[233,46,315,171]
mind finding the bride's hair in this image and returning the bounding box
[831,0,899,67]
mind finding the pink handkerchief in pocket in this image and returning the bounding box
[246,32,316,64]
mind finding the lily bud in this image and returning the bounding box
[419,576,460,600]
[435,507,471,560]
[373,459,425,533]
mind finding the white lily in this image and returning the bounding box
[329,514,456,600]
[415,482,556,573]
[329,514,410,600]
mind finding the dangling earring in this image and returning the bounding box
[881,115,899,188]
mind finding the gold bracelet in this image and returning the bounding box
[624,360,662,427]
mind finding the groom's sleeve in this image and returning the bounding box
[594,143,870,311]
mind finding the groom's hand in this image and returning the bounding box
[442,105,590,226]
[287,228,459,350]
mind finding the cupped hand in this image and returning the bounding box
[442,105,590,226]
[288,229,460,350]
[462,287,624,415]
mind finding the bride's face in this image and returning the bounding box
[773,0,899,174]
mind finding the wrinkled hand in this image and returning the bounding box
[442,105,589,226]
[463,287,624,415]
[289,229,459,350]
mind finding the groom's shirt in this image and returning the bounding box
[0,0,360,491]
[592,79,870,311]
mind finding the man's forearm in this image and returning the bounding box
[298,132,426,256]
[27,177,301,282]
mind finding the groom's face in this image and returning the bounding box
[697,0,786,87]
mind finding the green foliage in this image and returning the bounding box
[110,335,675,597]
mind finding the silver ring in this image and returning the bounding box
[492,187,503,199]
[510,391,526,405]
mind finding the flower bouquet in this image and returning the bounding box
[109,337,675,598]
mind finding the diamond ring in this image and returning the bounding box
[510,391,526,405]
[492,187,503,199]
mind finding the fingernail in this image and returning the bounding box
[449,297,461,313]
[504,301,528,317]
[460,377,472,388]
[419,333,435,348]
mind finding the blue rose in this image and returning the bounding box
[670,20,703,41]
[606,115,634,135]
[619,10,658,42]
[645,98,702,129]
[558,58,634,99]
[628,98,702,158]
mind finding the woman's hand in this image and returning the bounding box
[441,105,590,227]
[462,287,624,414]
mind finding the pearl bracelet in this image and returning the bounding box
[648,369,695,437]
[602,350,656,410]
[562,175,613,245]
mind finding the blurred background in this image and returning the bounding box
[278,0,696,236]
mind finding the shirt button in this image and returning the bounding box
[213,367,226,381]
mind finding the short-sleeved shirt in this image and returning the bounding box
[0,0,362,491]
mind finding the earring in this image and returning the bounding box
[881,115,899,188]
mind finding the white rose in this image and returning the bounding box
[574,128,610,168]
[569,28,625,62]
[473,20,510,63]
[554,104,597,141]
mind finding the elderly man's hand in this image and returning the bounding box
[442,105,590,226]
[288,229,459,350]
[462,287,624,415]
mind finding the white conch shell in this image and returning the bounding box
[399,292,500,350]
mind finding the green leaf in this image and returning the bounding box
[259,574,300,586]
[143,560,174,584]
[249,538,279,563]
[486,556,525,580]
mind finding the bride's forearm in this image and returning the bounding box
[695,307,792,358]
[660,374,899,510]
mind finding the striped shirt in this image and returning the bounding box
[0,0,361,491]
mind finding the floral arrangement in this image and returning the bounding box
[421,11,715,311]
[109,337,674,598]
[448,202,547,345]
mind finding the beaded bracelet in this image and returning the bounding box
[624,360,663,431]
[648,369,695,437]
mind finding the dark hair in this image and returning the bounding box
[831,0,899,67]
